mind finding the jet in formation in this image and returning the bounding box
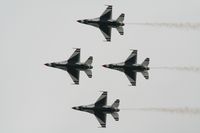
[103,50,150,86]
[77,5,125,42]
[72,91,120,128]
[45,48,93,85]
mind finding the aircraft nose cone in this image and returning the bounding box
[72,106,80,110]
[44,63,51,67]
[102,64,108,68]
[77,20,82,23]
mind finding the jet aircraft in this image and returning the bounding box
[72,91,120,128]
[103,50,150,86]
[77,5,125,42]
[45,48,93,85]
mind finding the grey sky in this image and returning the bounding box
[0,0,200,133]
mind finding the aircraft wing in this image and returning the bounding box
[94,111,107,128]
[67,48,80,63]
[67,68,80,84]
[95,91,107,107]
[124,70,137,86]
[125,50,137,64]
[99,26,111,41]
[100,5,112,20]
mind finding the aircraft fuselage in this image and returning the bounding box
[80,19,124,28]
[108,64,149,72]
[49,62,93,71]
[73,105,119,114]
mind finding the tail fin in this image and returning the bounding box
[112,99,120,108]
[116,26,124,35]
[84,69,92,78]
[141,58,150,67]
[85,56,93,65]
[116,13,125,22]
[111,112,119,121]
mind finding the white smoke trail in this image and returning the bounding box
[126,22,200,30]
[121,107,200,115]
[151,66,200,72]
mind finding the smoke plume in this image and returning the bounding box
[121,107,200,115]
[151,66,200,72]
[126,22,200,30]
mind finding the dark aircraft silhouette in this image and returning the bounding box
[44,48,93,85]
[103,50,150,86]
[77,5,125,42]
[72,91,120,128]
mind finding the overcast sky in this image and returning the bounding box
[0,0,200,133]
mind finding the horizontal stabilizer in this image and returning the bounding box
[112,99,120,108]
[141,70,149,79]
[142,58,150,67]
[84,69,92,78]
[111,112,119,121]
[85,56,93,65]
[116,26,124,35]
[117,13,125,22]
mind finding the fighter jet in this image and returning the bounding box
[77,5,125,42]
[102,50,150,86]
[44,48,93,85]
[72,91,120,128]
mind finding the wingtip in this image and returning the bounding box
[71,82,79,85]
[103,39,111,42]
[107,39,111,42]
[129,83,136,86]
[104,4,112,7]
[129,49,137,52]
[72,47,81,50]
[99,90,107,93]
[98,126,106,128]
